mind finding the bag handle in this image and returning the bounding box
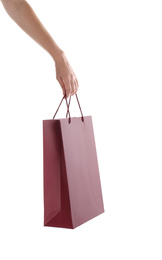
[66,94,84,122]
[53,95,71,123]
[53,93,84,123]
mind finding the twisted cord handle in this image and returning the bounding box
[53,95,71,123]
[53,93,84,123]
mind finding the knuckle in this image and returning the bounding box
[70,74,75,81]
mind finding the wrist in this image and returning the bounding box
[51,47,64,63]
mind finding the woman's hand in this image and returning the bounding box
[54,52,79,98]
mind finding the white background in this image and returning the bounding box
[0,0,162,259]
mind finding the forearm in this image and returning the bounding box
[1,0,79,97]
[1,0,63,61]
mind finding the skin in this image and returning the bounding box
[0,0,79,97]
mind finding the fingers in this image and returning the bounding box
[71,80,78,96]
[70,75,79,96]
[56,76,66,96]
[63,78,71,98]
[56,75,79,98]
[60,76,79,98]
[74,78,79,95]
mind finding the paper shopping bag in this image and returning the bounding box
[43,95,104,229]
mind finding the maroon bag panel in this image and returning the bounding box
[43,120,61,225]
[43,120,73,228]
[60,116,104,228]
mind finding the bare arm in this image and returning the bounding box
[1,0,78,97]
